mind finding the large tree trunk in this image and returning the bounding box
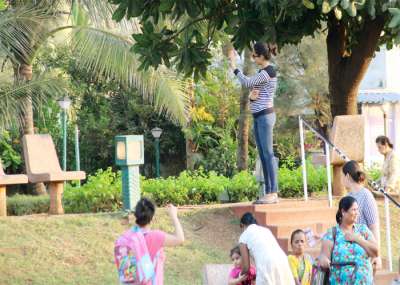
[17,64,47,195]
[236,48,254,171]
[326,15,385,195]
[327,15,385,117]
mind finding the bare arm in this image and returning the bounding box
[345,232,378,258]
[164,205,185,247]
[239,243,250,274]
[318,239,333,268]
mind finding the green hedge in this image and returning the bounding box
[279,160,327,198]
[7,162,328,215]
[7,194,50,215]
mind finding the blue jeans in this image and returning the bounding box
[253,112,278,195]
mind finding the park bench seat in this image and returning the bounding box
[0,160,28,216]
[22,134,86,214]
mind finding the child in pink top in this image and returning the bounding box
[229,246,256,285]
[129,198,185,285]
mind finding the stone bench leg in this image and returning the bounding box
[0,186,6,216]
[49,182,64,215]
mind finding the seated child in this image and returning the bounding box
[288,229,313,285]
[228,245,256,285]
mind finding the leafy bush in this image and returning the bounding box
[7,194,49,215]
[365,163,381,181]
[226,171,258,202]
[63,167,122,213]
[278,160,327,198]
[6,162,329,215]
[142,169,231,205]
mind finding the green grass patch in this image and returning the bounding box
[0,207,239,285]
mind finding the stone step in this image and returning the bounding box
[268,220,335,238]
[231,199,331,219]
[254,207,337,226]
[375,271,398,285]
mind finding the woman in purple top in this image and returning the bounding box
[342,160,381,272]
[228,42,279,204]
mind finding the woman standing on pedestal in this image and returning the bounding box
[228,42,278,204]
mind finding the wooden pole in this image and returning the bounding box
[49,182,64,215]
[0,186,6,216]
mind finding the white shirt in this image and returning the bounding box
[239,224,295,285]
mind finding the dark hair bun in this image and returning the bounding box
[253,42,277,60]
[134,198,155,226]
[342,160,366,184]
[357,171,366,183]
[376,136,394,148]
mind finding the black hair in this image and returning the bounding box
[134,197,155,226]
[230,245,241,257]
[290,229,305,245]
[336,196,357,224]
[253,42,277,60]
[240,212,257,226]
[342,160,366,184]
[376,136,393,148]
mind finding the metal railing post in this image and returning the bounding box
[384,196,393,271]
[299,117,308,201]
[324,142,333,208]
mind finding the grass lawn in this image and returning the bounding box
[0,207,241,285]
[0,200,398,285]
[378,201,400,272]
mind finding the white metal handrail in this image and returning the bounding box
[299,117,333,208]
[299,116,400,272]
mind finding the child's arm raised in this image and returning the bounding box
[164,204,185,247]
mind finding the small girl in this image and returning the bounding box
[228,245,256,285]
[288,229,313,285]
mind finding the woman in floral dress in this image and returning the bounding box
[318,196,378,284]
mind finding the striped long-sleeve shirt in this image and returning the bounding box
[347,188,379,226]
[234,65,277,114]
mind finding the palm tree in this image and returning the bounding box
[0,1,190,193]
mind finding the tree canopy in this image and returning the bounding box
[111,0,400,79]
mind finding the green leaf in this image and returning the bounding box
[112,3,127,22]
[340,0,350,9]
[127,0,144,18]
[388,8,400,29]
[334,6,343,20]
[322,1,331,14]
[303,0,315,9]
[0,0,6,11]
[329,0,340,6]
[346,2,357,17]
[367,0,376,17]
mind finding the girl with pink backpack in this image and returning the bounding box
[114,198,185,284]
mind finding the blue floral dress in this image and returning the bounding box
[322,224,374,285]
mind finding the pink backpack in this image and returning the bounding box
[114,226,159,284]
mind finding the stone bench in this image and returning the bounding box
[202,264,231,285]
[22,134,86,214]
[0,161,28,216]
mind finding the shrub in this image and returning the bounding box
[7,194,49,215]
[142,169,231,205]
[278,160,327,198]
[6,162,329,215]
[226,171,258,202]
[63,167,122,213]
[365,163,381,181]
